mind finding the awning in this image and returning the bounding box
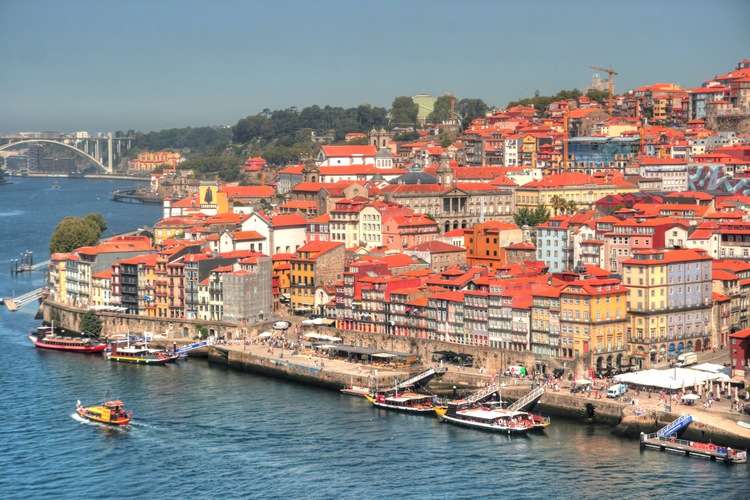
[575,379,593,385]
[372,353,397,358]
[304,332,322,339]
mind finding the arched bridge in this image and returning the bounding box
[0,134,135,174]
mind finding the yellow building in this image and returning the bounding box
[559,277,629,373]
[622,249,713,369]
[515,172,639,211]
[290,241,345,313]
[90,270,112,307]
[130,151,183,172]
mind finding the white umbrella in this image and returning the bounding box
[681,394,700,400]
[575,379,593,385]
[258,332,272,338]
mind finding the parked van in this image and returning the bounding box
[675,352,697,367]
[606,384,627,398]
[273,321,291,331]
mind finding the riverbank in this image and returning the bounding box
[205,341,750,450]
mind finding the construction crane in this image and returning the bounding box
[589,65,618,115]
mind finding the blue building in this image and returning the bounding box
[567,137,639,173]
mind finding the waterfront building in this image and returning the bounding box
[221,254,273,324]
[559,278,629,373]
[712,259,750,334]
[154,242,204,319]
[290,241,345,314]
[59,236,154,309]
[531,285,562,358]
[90,270,112,308]
[712,292,732,350]
[728,328,750,378]
[622,248,713,369]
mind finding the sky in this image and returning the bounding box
[1,0,748,135]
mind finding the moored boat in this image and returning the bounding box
[28,325,107,353]
[340,385,371,397]
[76,400,132,426]
[106,339,179,364]
[365,391,439,414]
[435,401,551,434]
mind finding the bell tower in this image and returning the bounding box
[435,153,454,187]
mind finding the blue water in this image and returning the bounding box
[0,178,748,499]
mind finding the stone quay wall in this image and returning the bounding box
[42,300,591,376]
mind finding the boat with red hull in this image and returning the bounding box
[28,325,107,353]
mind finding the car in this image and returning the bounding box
[273,321,291,330]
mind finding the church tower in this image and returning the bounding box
[435,153,454,187]
[301,157,320,183]
[369,128,390,149]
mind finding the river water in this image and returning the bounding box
[0,178,747,499]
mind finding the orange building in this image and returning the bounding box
[464,221,523,269]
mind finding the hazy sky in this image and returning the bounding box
[1,0,748,134]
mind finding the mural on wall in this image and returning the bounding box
[689,165,750,195]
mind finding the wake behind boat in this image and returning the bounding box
[76,400,132,426]
[28,325,107,353]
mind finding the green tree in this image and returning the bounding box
[49,216,103,253]
[564,200,578,215]
[80,310,103,338]
[428,95,454,123]
[390,96,419,125]
[513,204,550,227]
[549,195,566,216]
[393,130,420,142]
[233,115,266,143]
[586,89,609,105]
[457,98,489,128]
[84,213,107,233]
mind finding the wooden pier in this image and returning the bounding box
[640,432,747,464]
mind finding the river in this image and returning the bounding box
[0,178,747,499]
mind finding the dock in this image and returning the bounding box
[639,413,747,464]
[640,432,747,463]
[3,288,46,311]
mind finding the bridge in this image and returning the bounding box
[0,134,135,174]
[4,288,46,311]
